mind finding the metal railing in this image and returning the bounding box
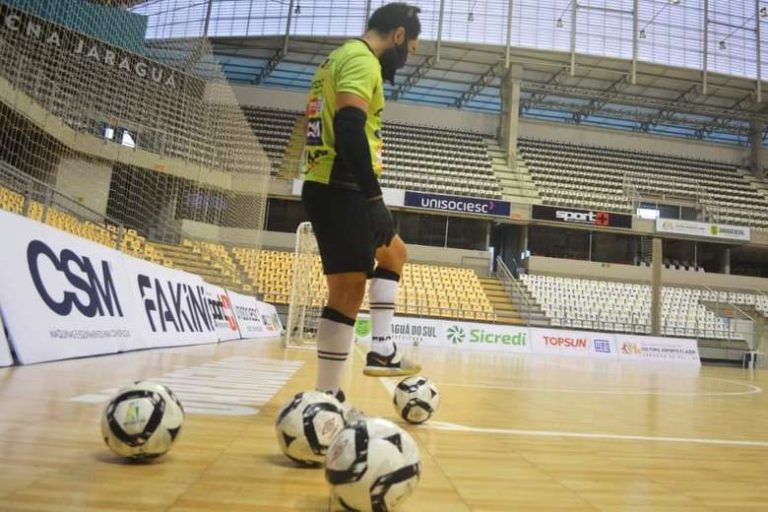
[496,256,532,327]
[0,161,127,250]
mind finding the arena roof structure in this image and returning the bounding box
[130,0,768,145]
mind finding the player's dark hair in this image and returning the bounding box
[367,3,422,41]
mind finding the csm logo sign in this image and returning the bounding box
[27,240,124,318]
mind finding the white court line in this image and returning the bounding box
[353,346,768,448]
[423,421,768,448]
[440,380,763,397]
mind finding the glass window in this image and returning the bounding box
[264,198,307,233]
[446,217,488,250]
[396,211,447,247]
[529,226,590,261]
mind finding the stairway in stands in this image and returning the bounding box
[478,277,522,325]
[485,138,541,205]
[278,116,306,179]
[478,276,551,326]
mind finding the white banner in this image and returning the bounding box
[121,254,218,348]
[655,218,750,242]
[615,334,701,365]
[530,328,617,359]
[355,315,444,347]
[204,285,241,341]
[439,320,530,352]
[0,311,13,367]
[257,301,283,335]
[355,316,530,353]
[229,291,266,338]
[0,211,143,364]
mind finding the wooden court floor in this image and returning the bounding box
[1,339,768,511]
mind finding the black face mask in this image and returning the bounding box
[379,40,409,85]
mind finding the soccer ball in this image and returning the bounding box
[101,381,184,460]
[392,376,440,424]
[325,417,421,512]
[275,390,346,465]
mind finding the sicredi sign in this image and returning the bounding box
[404,191,511,217]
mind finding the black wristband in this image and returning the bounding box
[333,106,382,198]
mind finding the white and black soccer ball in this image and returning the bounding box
[325,417,421,512]
[392,376,440,425]
[101,381,184,460]
[275,390,346,466]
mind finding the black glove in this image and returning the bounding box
[368,198,395,248]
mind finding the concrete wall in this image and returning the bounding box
[526,255,768,292]
[518,118,747,165]
[55,157,112,216]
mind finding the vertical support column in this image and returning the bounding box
[750,119,765,178]
[756,0,763,103]
[436,0,446,62]
[631,0,638,84]
[502,64,523,163]
[570,1,578,76]
[364,0,372,30]
[651,237,663,336]
[203,0,214,37]
[505,0,514,68]
[703,0,709,95]
[724,247,731,275]
[283,0,296,55]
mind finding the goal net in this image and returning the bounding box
[285,222,328,347]
[0,0,269,278]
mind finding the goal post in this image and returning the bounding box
[284,222,327,347]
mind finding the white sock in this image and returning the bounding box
[315,307,355,394]
[369,268,399,356]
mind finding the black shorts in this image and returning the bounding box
[302,181,375,276]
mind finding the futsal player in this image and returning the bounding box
[302,3,422,401]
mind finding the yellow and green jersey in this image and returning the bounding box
[304,39,384,185]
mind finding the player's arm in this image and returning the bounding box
[333,57,394,247]
[333,92,382,200]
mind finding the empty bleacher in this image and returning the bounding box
[518,138,768,228]
[379,121,502,199]
[232,247,496,321]
[241,107,300,175]
[241,107,502,198]
[520,273,768,341]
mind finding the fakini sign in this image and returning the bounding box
[655,218,750,242]
[532,205,633,228]
[404,191,511,217]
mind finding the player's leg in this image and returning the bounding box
[302,181,374,396]
[369,235,406,356]
[363,235,421,377]
[315,272,366,395]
